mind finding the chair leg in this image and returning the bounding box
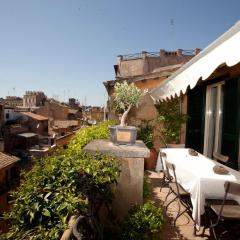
[159,178,165,192]
[165,195,177,211]
[202,211,209,237]
[159,172,166,192]
[206,206,218,240]
[163,187,172,205]
[173,199,189,225]
[173,199,181,225]
[174,207,188,225]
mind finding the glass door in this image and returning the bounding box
[204,82,224,158]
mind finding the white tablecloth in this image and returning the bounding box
[157,148,240,226]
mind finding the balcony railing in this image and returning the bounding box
[119,50,196,61]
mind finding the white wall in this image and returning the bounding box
[4,108,22,122]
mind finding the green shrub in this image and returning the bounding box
[120,202,164,240]
[2,121,120,240]
[138,123,154,149]
[68,120,113,154]
[143,176,151,200]
[156,98,188,144]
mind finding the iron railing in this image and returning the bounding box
[119,49,196,61]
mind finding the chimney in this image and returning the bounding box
[194,48,201,55]
[160,49,166,57]
[177,49,183,56]
[0,139,4,152]
[141,51,147,59]
[117,55,123,63]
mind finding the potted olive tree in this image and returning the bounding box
[109,81,145,145]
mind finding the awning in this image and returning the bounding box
[150,21,240,101]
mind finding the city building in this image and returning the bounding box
[0,104,4,136]
[68,98,79,109]
[4,96,23,108]
[4,106,22,122]
[0,151,20,232]
[35,100,80,120]
[82,106,105,123]
[23,91,46,108]
[21,112,48,136]
[51,120,80,137]
[114,49,200,79]
[104,49,200,126]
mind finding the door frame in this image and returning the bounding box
[203,81,224,157]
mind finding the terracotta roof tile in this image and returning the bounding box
[22,112,48,121]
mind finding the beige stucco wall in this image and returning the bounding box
[116,50,196,78]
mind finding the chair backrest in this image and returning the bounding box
[160,152,171,180]
[224,181,240,196]
[165,162,181,195]
[215,181,240,223]
[167,144,185,148]
[213,152,229,164]
[159,152,166,169]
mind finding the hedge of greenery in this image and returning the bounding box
[1,121,120,240]
[120,202,164,240]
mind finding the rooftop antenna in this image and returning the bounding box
[67,89,70,100]
[63,90,66,102]
[169,18,175,50]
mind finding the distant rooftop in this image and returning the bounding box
[117,49,201,61]
[22,112,48,121]
[114,48,201,79]
[24,91,46,96]
[5,96,23,100]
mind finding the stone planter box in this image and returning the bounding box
[109,125,137,145]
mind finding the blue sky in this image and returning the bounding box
[0,0,239,105]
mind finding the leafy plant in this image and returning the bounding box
[2,121,120,240]
[156,98,188,144]
[68,120,113,155]
[113,81,146,126]
[120,202,164,240]
[138,123,154,149]
[143,176,151,200]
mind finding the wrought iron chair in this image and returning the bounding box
[159,143,185,192]
[164,162,192,225]
[159,152,173,192]
[205,181,240,240]
[213,152,229,166]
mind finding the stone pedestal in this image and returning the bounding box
[84,139,149,221]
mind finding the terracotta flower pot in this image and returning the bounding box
[145,148,158,170]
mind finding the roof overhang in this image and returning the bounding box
[150,21,240,101]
